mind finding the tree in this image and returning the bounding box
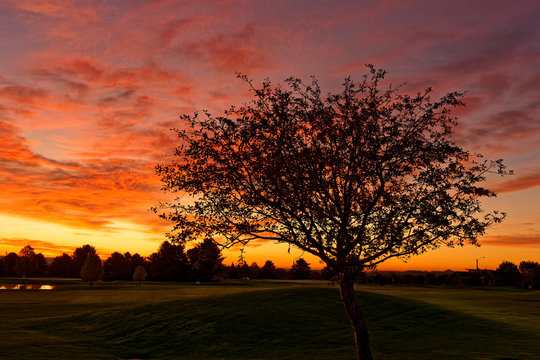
[80,254,103,285]
[103,252,131,281]
[290,258,311,280]
[248,262,261,279]
[133,265,147,285]
[187,238,224,281]
[31,253,47,277]
[260,260,277,279]
[49,253,74,278]
[495,261,522,287]
[72,244,97,278]
[155,67,509,359]
[125,252,147,275]
[148,241,190,281]
[519,261,540,289]
[321,265,336,281]
[4,253,20,277]
[18,245,36,277]
[227,263,240,279]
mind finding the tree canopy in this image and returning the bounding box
[155,67,509,359]
[80,254,103,285]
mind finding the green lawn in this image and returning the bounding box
[0,281,538,359]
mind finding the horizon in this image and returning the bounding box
[1,1,539,272]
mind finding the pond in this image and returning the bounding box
[0,283,55,290]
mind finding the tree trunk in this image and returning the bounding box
[338,277,373,360]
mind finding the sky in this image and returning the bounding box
[0,0,539,271]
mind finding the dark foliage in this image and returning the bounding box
[49,254,75,278]
[187,238,225,281]
[4,253,19,277]
[290,258,311,279]
[148,241,190,281]
[495,261,523,287]
[133,265,147,285]
[80,254,103,285]
[227,263,240,279]
[519,261,540,289]
[260,260,277,279]
[103,252,131,281]
[72,245,97,278]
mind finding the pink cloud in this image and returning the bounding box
[494,171,540,193]
[481,235,540,248]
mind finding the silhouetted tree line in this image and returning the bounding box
[0,241,313,283]
[343,260,540,289]
[1,246,537,289]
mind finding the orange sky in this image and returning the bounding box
[1,0,539,271]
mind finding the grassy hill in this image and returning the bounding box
[0,281,538,359]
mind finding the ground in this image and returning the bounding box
[0,280,538,359]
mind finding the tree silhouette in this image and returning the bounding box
[49,253,74,278]
[80,254,103,285]
[148,241,190,281]
[156,67,509,359]
[103,252,131,281]
[125,252,147,276]
[519,261,540,289]
[72,244,97,278]
[187,238,224,281]
[290,258,311,280]
[260,260,277,279]
[18,245,36,278]
[133,265,147,285]
[495,261,522,287]
[4,253,19,277]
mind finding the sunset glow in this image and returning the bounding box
[1,0,539,270]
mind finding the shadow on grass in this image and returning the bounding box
[8,287,536,360]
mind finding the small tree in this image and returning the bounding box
[103,252,131,281]
[156,67,509,359]
[520,261,540,289]
[4,253,20,277]
[18,245,36,278]
[49,253,74,278]
[72,244,97,278]
[187,238,225,281]
[80,254,103,285]
[133,265,147,285]
[148,241,190,281]
[260,260,277,279]
[495,261,523,287]
[290,258,312,280]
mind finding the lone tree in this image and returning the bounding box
[187,238,225,282]
[133,265,148,286]
[80,254,103,285]
[290,258,312,280]
[156,67,509,359]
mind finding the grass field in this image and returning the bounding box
[1,280,539,359]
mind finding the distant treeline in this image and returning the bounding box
[360,261,540,289]
[0,240,316,283]
[1,242,539,289]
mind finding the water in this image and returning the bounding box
[0,283,55,290]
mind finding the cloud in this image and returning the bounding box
[180,25,273,73]
[0,84,49,106]
[494,171,540,193]
[11,0,98,21]
[0,119,169,231]
[0,237,76,256]
[481,235,540,248]
[0,237,118,258]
